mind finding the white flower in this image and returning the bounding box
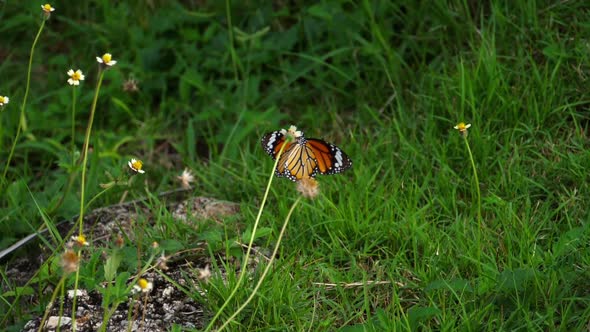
[280,125,303,140]
[453,122,472,137]
[128,158,145,174]
[133,278,153,294]
[0,96,9,106]
[96,53,117,66]
[67,69,85,86]
[197,265,211,283]
[177,168,195,189]
[71,235,89,246]
[41,4,55,13]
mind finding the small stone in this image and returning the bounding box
[67,289,88,299]
[162,286,174,298]
[45,316,71,329]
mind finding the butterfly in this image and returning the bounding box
[261,126,352,182]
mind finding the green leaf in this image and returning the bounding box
[2,286,34,297]
[307,3,334,21]
[199,230,223,250]
[425,278,473,293]
[104,252,122,283]
[160,239,185,252]
[186,119,196,162]
[497,268,535,292]
[552,226,585,258]
[408,306,441,330]
[241,227,272,243]
[339,324,372,332]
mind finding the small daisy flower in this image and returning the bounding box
[61,250,80,274]
[128,158,145,174]
[96,53,117,67]
[177,168,194,189]
[123,77,139,92]
[41,4,55,14]
[71,234,90,247]
[156,252,169,270]
[296,177,320,199]
[67,69,85,86]
[454,122,471,137]
[197,265,211,283]
[280,125,303,141]
[133,278,153,294]
[0,96,9,107]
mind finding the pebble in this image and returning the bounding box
[45,316,71,329]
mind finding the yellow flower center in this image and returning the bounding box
[0,97,5,103]
[456,122,467,131]
[42,4,53,12]
[138,278,149,289]
[71,72,81,80]
[132,160,143,171]
[102,53,112,63]
[77,234,87,244]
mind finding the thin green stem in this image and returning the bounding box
[463,136,482,228]
[71,87,77,165]
[225,0,239,82]
[46,170,77,215]
[71,260,81,331]
[20,19,46,132]
[140,294,148,331]
[204,141,288,331]
[37,275,66,332]
[48,160,114,216]
[45,86,78,215]
[99,292,113,332]
[57,276,65,332]
[84,186,112,211]
[78,69,105,236]
[217,197,302,331]
[463,135,484,275]
[71,69,105,332]
[125,297,134,332]
[2,19,45,183]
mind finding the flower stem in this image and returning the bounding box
[217,197,302,331]
[57,277,66,332]
[71,254,81,331]
[37,274,66,332]
[78,69,104,236]
[71,86,77,165]
[463,137,483,228]
[71,69,104,332]
[204,142,288,331]
[2,19,45,183]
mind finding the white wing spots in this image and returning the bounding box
[334,149,343,168]
[265,133,277,152]
[262,129,352,181]
[261,131,284,157]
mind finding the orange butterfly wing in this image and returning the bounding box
[306,138,352,175]
[261,131,352,182]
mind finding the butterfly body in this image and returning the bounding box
[261,130,352,182]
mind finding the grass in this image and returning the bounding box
[2,1,590,331]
